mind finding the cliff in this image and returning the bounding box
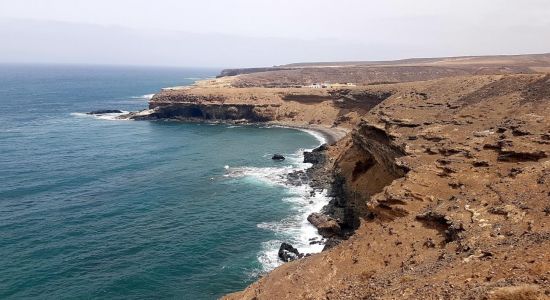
[223,73,550,300]
[130,54,550,299]
[217,67,292,78]
[127,85,391,129]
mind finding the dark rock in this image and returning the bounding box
[508,167,523,178]
[512,128,531,136]
[416,211,464,243]
[448,181,464,189]
[272,154,285,161]
[480,251,493,259]
[498,150,547,162]
[303,144,328,164]
[87,109,123,115]
[286,170,308,186]
[322,238,341,251]
[472,160,490,167]
[307,212,341,238]
[278,242,303,262]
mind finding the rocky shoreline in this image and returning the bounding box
[282,142,349,259]
[101,56,550,299]
[109,106,352,257]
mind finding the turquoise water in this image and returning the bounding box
[0,65,326,299]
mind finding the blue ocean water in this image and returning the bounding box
[0,65,327,299]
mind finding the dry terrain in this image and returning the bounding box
[224,73,550,300]
[133,53,550,299]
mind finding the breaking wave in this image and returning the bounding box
[130,93,155,100]
[224,129,330,275]
[70,111,129,121]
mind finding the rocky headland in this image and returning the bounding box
[127,53,550,299]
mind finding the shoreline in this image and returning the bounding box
[266,122,349,145]
[82,110,340,275]
[118,109,349,145]
[218,120,342,273]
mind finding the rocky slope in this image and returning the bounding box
[223,73,550,300]
[130,54,550,299]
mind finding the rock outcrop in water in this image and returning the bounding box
[278,242,304,262]
[271,154,285,161]
[88,109,123,114]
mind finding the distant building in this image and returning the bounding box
[306,82,341,89]
[330,83,346,88]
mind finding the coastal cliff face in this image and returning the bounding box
[133,55,550,299]
[217,67,292,78]
[222,74,550,299]
[129,86,391,129]
[138,102,277,122]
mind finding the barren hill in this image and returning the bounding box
[219,53,550,88]
[126,53,550,299]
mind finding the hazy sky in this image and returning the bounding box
[1,0,549,67]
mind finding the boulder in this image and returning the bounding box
[272,154,285,160]
[307,212,341,237]
[278,242,303,262]
[303,143,328,164]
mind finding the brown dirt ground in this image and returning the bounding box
[221,74,550,300]
[149,56,550,299]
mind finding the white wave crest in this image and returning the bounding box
[224,130,330,275]
[130,93,155,100]
[295,128,327,147]
[260,125,327,149]
[256,189,329,273]
[70,111,129,121]
[223,165,300,186]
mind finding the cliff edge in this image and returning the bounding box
[223,73,550,299]
[133,54,550,299]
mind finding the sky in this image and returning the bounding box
[0,0,549,67]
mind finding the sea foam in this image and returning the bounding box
[130,93,155,100]
[224,129,330,275]
[70,111,129,121]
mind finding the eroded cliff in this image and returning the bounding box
[127,86,391,129]
[130,56,550,299]
[223,74,550,300]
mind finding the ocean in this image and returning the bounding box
[0,64,328,299]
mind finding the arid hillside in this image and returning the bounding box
[218,53,550,88]
[130,53,550,299]
[223,73,550,300]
